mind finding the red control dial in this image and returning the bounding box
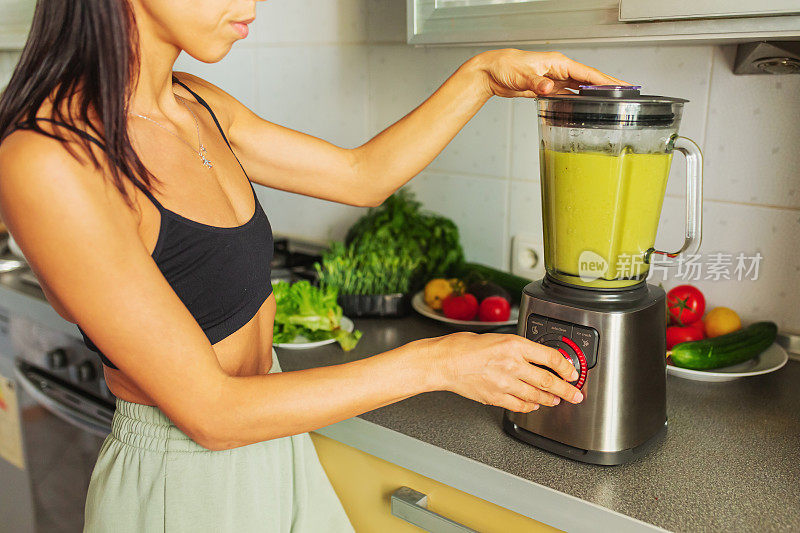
[559,336,588,389]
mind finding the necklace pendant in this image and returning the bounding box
[198,144,213,169]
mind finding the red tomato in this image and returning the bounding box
[478,296,511,322]
[667,285,706,326]
[442,293,479,321]
[666,323,705,350]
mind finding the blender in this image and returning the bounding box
[503,85,702,465]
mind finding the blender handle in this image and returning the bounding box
[646,136,703,264]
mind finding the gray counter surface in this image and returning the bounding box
[277,316,800,533]
[1,274,798,532]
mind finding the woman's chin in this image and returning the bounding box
[183,43,235,64]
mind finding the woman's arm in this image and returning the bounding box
[0,132,583,451]
[185,50,623,207]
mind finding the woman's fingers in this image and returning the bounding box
[515,337,577,382]
[519,361,584,404]
[546,52,630,86]
[500,394,540,413]
[507,378,562,407]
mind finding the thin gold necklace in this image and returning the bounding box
[129,95,213,169]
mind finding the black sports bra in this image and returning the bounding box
[13,78,274,369]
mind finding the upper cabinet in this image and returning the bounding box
[408,0,800,45]
[0,0,34,50]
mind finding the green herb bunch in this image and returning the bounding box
[342,188,465,291]
[315,241,421,295]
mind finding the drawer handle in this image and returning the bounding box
[390,486,478,533]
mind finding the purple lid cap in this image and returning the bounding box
[578,85,642,97]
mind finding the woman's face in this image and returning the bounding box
[133,0,261,62]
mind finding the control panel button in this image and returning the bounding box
[572,326,599,368]
[535,333,561,345]
[526,315,547,341]
[544,320,572,338]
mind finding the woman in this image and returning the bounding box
[0,1,623,531]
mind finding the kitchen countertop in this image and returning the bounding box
[279,316,800,533]
[1,272,798,532]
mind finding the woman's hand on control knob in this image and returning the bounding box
[468,49,627,98]
[423,332,585,412]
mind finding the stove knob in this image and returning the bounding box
[46,348,68,369]
[72,361,97,383]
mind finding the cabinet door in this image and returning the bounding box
[310,432,561,533]
[619,0,800,21]
[408,0,800,44]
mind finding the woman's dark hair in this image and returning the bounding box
[0,0,157,207]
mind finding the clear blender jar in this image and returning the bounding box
[537,85,703,289]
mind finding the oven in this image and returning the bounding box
[0,306,112,533]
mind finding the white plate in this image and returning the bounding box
[411,291,518,331]
[666,342,788,382]
[274,316,354,350]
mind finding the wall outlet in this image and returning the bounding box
[511,234,546,280]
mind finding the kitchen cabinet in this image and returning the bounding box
[0,0,34,50]
[408,0,800,45]
[310,432,560,533]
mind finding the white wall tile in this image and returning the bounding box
[369,44,509,178]
[366,0,406,44]
[508,179,544,244]
[173,47,258,108]
[368,45,439,135]
[509,98,540,181]
[0,51,21,92]
[655,197,800,332]
[254,185,367,243]
[406,171,509,269]
[429,97,510,178]
[254,44,369,148]
[252,0,368,45]
[702,46,800,209]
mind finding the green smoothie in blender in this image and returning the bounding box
[541,149,671,288]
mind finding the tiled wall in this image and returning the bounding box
[0,51,21,91]
[3,1,798,331]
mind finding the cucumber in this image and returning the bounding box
[457,262,533,297]
[670,321,778,370]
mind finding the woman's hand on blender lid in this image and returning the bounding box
[469,48,630,98]
[423,332,584,414]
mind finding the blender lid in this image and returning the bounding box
[540,85,688,103]
[537,85,688,127]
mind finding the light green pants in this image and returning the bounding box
[84,351,354,532]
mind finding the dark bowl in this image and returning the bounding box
[337,293,411,318]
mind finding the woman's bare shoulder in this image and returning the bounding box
[172,71,254,126]
[0,125,130,202]
[0,129,142,318]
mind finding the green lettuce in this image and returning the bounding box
[273,281,362,351]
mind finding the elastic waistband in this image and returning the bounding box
[111,348,280,453]
[111,399,209,453]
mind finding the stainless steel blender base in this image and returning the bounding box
[504,276,667,465]
[503,416,667,466]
